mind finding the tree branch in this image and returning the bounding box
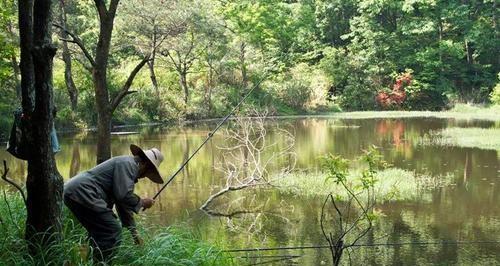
[108,0,120,17]
[52,23,95,66]
[1,160,26,205]
[110,55,150,112]
[93,0,107,19]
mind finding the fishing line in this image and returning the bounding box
[224,240,500,252]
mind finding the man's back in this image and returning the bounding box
[64,155,138,211]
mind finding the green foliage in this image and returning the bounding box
[1,0,498,136]
[321,154,349,185]
[322,146,387,190]
[490,75,500,105]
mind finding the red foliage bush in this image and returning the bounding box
[376,72,412,109]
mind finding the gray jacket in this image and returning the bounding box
[64,155,143,227]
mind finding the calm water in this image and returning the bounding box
[1,117,499,265]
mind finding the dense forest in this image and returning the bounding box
[0,0,498,138]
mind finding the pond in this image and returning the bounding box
[1,116,499,265]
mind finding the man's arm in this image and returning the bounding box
[116,204,142,245]
[112,159,143,213]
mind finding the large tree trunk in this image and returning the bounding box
[20,0,64,253]
[19,0,35,112]
[93,70,112,164]
[93,5,114,164]
[58,0,78,111]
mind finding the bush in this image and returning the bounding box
[56,106,87,130]
[403,77,448,111]
[113,107,150,126]
[338,78,377,110]
[490,82,500,105]
[280,80,311,109]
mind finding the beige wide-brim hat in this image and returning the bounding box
[130,144,164,184]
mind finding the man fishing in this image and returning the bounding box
[63,144,164,262]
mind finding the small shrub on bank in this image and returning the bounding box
[490,82,500,105]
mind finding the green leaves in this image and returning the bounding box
[322,146,388,190]
[322,154,350,185]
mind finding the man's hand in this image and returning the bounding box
[130,228,144,246]
[141,198,155,210]
[134,235,144,246]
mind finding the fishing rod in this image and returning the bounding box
[149,74,269,202]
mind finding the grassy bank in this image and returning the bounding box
[314,104,500,121]
[273,168,453,202]
[0,192,232,265]
[422,127,500,151]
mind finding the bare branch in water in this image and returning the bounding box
[201,110,295,211]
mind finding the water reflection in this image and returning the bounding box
[0,117,499,265]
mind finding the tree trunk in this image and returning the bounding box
[93,69,112,164]
[58,0,78,111]
[22,0,64,253]
[69,143,81,177]
[149,33,159,97]
[93,6,114,164]
[6,20,21,98]
[205,64,213,112]
[10,54,21,98]
[147,59,159,97]
[180,71,189,105]
[240,42,248,91]
[19,0,35,113]
[96,110,111,164]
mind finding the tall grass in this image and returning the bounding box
[0,191,232,265]
[272,168,453,201]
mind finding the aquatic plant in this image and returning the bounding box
[273,168,453,201]
[422,127,500,151]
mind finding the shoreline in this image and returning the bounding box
[2,107,498,143]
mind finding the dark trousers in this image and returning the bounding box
[64,196,122,262]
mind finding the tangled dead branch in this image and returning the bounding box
[200,111,296,211]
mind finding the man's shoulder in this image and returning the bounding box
[113,155,138,173]
[113,155,135,163]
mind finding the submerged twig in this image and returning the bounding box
[1,160,26,205]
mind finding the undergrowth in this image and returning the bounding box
[0,192,232,265]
